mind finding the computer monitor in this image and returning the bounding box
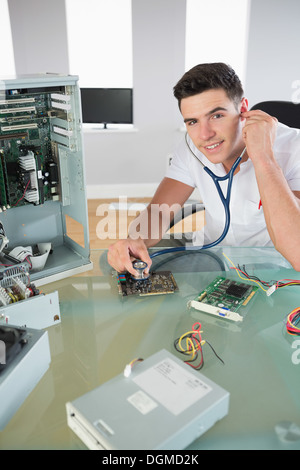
[80,88,133,127]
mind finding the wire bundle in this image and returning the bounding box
[286,308,300,336]
[223,252,271,292]
[232,264,272,291]
[230,265,300,295]
[222,252,300,295]
[274,279,300,291]
[174,322,224,370]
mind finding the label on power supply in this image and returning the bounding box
[132,358,212,416]
[127,390,158,415]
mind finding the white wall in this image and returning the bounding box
[245,0,300,106]
[8,0,69,75]
[0,0,15,76]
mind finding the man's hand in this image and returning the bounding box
[241,110,278,164]
[107,178,194,276]
[107,238,152,276]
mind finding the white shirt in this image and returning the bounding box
[166,123,300,247]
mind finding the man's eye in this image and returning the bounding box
[212,114,223,119]
[186,120,197,126]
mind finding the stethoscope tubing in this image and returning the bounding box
[150,135,246,259]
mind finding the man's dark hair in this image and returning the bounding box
[173,62,244,108]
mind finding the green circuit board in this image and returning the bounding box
[117,271,179,296]
[0,89,63,209]
[195,276,258,312]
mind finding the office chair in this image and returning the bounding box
[250,100,300,128]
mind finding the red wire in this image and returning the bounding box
[286,308,300,336]
[184,324,204,369]
[13,180,30,206]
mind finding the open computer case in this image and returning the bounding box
[0,73,92,286]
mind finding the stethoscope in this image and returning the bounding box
[149,133,247,260]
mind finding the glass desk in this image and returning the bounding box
[0,246,300,450]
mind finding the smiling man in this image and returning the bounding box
[108,63,300,275]
[181,90,246,171]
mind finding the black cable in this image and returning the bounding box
[237,264,271,288]
[174,333,224,369]
[205,340,225,365]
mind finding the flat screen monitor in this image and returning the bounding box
[80,88,133,127]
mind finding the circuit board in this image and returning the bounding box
[0,87,64,209]
[117,271,178,296]
[188,276,258,322]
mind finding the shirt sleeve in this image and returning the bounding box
[285,136,300,190]
[287,169,300,191]
[165,138,196,188]
[276,124,300,191]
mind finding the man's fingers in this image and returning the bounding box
[241,110,278,123]
[107,238,152,275]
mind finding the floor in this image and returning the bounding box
[66,198,206,249]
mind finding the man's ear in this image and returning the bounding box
[240,97,248,115]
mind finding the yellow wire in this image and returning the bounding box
[129,358,143,366]
[286,307,300,335]
[222,252,268,292]
[178,330,205,360]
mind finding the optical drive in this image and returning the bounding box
[66,349,229,450]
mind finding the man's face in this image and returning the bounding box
[181,89,248,170]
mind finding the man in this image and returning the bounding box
[108,63,300,275]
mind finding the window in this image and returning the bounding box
[65,0,133,88]
[185,0,250,84]
[0,0,16,77]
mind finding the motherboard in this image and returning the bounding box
[0,86,65,210]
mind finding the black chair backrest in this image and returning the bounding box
[251,101,300,129]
